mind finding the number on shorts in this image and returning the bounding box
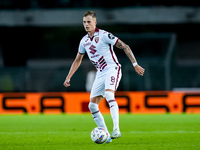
[110,76,115,85]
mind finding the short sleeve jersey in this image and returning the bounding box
[78,28,121,73]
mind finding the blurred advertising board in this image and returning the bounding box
[0,91,200,114]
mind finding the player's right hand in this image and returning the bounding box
[63,78,71,87]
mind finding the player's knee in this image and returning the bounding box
[105,91,115,101]
[105,91,118,108]
[88,102,98,112]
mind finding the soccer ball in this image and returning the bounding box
[91,127,108,144]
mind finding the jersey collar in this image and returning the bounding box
[88,27,99,41]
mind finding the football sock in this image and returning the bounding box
[105,91,119,131]
[88,102,109,133]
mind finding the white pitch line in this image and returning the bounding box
[130,131,200,134]
[0,131,200,135]
[0,131,89,134]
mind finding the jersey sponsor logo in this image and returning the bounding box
[95,37,99,43]
[89,45,97,55]
[108,33,115,40]
[91,54,100,58]
[83,42,91,47]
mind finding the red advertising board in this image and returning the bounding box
[0,91,200,114]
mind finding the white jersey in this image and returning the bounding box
[78,28,121,74]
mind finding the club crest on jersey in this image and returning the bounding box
[95,37,99,43]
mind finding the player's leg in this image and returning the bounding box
[105,67,122,139]
[88,75,112,143]
[89,96,112,143]
[105,89,121,139]
[89,96,108,132]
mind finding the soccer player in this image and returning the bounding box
[63,11,145,143]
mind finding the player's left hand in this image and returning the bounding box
[134,65,145,76]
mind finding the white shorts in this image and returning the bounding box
[90,66,122,99]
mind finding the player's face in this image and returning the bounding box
[83,15,97,33]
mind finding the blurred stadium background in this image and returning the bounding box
[0,0,200,92]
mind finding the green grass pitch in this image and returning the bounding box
[0,114,200,150]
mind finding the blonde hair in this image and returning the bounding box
[83,11,96,18]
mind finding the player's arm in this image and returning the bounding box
[63,52,84,87]
[115,39,145,76]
